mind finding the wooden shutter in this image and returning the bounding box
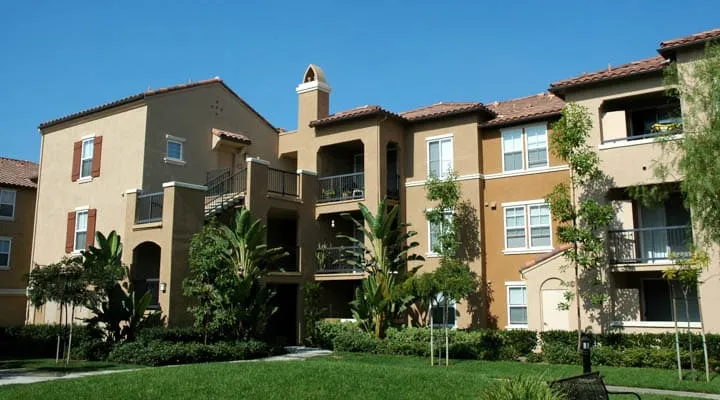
[71,141,82,182]
[65,211,76,253]
[91,136,103,178]
[87,209,97,249]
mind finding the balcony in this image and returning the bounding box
[318,172,364,203]
[268,167,299,197]
[204,168,246,216]
[608,225,692,265]
[316,245,364,274]
[135,192,163,224]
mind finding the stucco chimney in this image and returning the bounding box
[296,64,331,129]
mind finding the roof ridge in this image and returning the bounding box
[660,27,720,48]
[0,156,38,165]
[487,92,554,106]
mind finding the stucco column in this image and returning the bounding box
[245,157,270,223]
[122,189,141,266]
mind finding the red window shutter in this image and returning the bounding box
[66,211,76,253]
[87,209,97,249]
[91,136,103,178]
[71,141,82,182]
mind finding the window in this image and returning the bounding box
[504,207,526,249]
[525,126,548,169]
[642,279,700,322]
[502,130,523,172]
[504,202,552,252]
[74,210,88,252]
[80,138,94,179]
[431,292,456,328]
[0,238,10,269]
[427,136,453,178]
[167,140,183,161]
[501,124,549,172]
[428,210,453,254]
[507,285,528,327]
[0,189,16,219]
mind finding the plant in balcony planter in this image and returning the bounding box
[342,190,352,199]
[322,188,336,199]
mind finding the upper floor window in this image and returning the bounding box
[501,124,549,173]
[504,201,552,252]
[428,209,453,254]
[165,135,186,165]
[507,284,528,327]
[431,292,456,328]
[427,136,453,178]
[0,189,16,219]
[74,210,89,252]
[80,138,94,179]
[0,237,10,269]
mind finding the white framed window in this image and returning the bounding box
[431,292,457,328]
[165,134,186,165]
[427,136,453,178]
[0,237,10,269]
[501,124,549,173]
[428,209,453,255]
[507,283,528,328]
[74,210,89,252]
[525,125,549,169]
[503,201,552,253]
[80,137,94,179]
[0,189,16,220]
[502,129,523,172]
[504,206,526,249]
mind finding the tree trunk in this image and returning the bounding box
[696,289,710,382]
[574,255,581,352]
[55,304,63,364]
[683,289,695,381]
[430,298,434,366]
[66,304,75,364]
[671,282,683,381]
[444,300,449,367]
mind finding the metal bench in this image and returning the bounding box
[550,372,641,400]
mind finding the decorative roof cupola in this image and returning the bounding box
[296,64,331,129]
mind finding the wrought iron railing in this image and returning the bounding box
[607,225,692,264]
[316,245,365,273]
[204,169,247,214]
[135,192,163,223]
[602,126,683,144]
[318,172,364,203]
[206,168,230,186]
[268,168,299,197]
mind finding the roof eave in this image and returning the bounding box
[405,106,496,124]
[548,67,665,95]
[480,111,563,129]
[309,110,404,128]
[38,94,146,131]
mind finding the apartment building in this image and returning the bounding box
[522,28,720,334]
[0,157,38,325]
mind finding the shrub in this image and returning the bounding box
[504,329,538,356]
[479,375,565,400]
[107,340,278,366]
[136,327,231,344]
[332,330,378,353]
[0,324,101,359]
[72,338,115,361]
[315,320,362,350]
[542,343,580,365]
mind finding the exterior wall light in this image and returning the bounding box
[160,282,167,293]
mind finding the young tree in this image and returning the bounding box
[424,171,477,366]
[545,103,615,351]
[343,199,424,339]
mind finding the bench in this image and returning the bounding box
[550,372,641,400]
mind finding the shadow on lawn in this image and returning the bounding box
[0,359,123,377]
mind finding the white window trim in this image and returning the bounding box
[164,134,186,165]
[73,208,89,254]
[502,200,553,253]
[431,292,458,329]
[501,123,550,174]
[0,188,16,221]
[426,135,453,179]
[610,320,701,329]
[0,237,11,270]
[79,137,95,180]
[506,283,528,329]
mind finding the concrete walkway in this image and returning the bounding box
[606,385,720,400]
[0,346,331,387]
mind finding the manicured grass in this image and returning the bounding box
[0,358,136,373]
[0,354,712,399]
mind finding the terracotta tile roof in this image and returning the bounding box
[39,78,277,133]
[519,243,573,272]
[482,93,565,127]
[309,105,401,127]
[211,128,252,145]
[400,102,494,122]
[549,56,668,92]
[660,27,720,53]
[0,157,39,189]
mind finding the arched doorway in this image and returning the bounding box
[132,242,161,310]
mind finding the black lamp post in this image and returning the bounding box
[581,335,592,374]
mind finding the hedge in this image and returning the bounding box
[107,340,280,366]
[135,327,233,344]
[541,330,720,355]
[0,325,101,359]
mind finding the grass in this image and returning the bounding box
[0,358,136,374]
[0,353,713,400]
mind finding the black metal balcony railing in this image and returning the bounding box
[318,172,364,203]
[268,168,299,197]
[602,125,683,145]
[205,169,247,214]
[316,245,365,273]
[135,192,163,223]
[607,225,692,264]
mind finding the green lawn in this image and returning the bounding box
[0,358,136,374]
[0,353,714,400]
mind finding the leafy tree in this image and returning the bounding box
[302,281,325,346]
[183,209,288,340]
[342,199,423,339]
[545,103,615,351]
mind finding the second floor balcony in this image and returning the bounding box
[135,192,163,224]
[318,172,364,203]
[316,245,364,274]
[600,92,682,146]
[608,225,693,265]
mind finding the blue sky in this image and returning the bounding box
[1,1,718,162]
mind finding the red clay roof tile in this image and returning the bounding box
[660,27,720,52]
[211,128,252,145]
[0,157,39,189]
[482,93,564,128]
[549,56,667,92]
[400,102,494,122]
[519,243,573,272]
[308,105,401,127]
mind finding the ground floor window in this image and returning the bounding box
[642,279,700,322]
[431,292,456,328]
[507,283,528,328]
